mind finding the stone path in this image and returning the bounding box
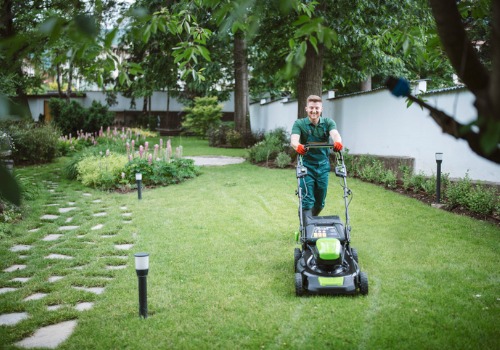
[0,156,243,348]
[0,176,135,349]
[185,155,245,166]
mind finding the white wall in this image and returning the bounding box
[250,89,500,183]
[27,91,235,118]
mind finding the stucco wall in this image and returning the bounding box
[250,89,499,183]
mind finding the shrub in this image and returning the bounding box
[84,100,115,132]
[466,185,498,215]
[3,121,60,165]
[49,98,114,135]
[226,129,243,148]
[445,173,473,208]
[248,128,289,163]
[123,157,199,187]
[76,152,128,189]
[182,96,223,137]
[381,169,398,189]
[275,152,292,168]
[208,122,233,147]
[49,98,87,135]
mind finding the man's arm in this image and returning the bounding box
[290,134,301,151]
[329,129,342,144]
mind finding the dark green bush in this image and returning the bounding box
[49,98,86,135]
[49,98,114,135]
[123,157,199,187]
[3,121,60,164]
[84,100,115,133]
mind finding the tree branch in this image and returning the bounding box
[407,94,500,164]
[428,0,489,94]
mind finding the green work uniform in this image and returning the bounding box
[291,117,337,211]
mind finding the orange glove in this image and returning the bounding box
[296,144,307,155]
[333,141,343,152]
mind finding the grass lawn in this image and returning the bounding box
[1,138,498,349]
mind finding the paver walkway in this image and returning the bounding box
[0,156,243,348]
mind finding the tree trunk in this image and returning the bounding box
[56,63,63,98]
[361,75,372,91]
[234,30,249,133]
[296,42,324,119]
[66,61,73,99]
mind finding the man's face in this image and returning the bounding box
[306,101,322,122]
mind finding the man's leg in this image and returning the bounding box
[313,163,330,216]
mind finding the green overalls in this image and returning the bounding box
[291,117,337,211]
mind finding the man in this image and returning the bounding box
[290,95,343,220]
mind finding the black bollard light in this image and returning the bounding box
[435,152,443,203]
[134,252,149,318]
[136,173,142,200]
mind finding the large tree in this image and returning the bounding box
[424,0,499,163]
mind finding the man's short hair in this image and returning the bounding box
[307,95,322,104]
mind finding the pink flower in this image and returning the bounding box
[154,144,159,159]
[139,145,144,158]
[144,141,149,153]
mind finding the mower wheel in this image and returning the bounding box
[351,248,358,263]
[294,248,301,272]
[295,273,305,296]
[359,271,369,295]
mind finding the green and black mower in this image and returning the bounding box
[294,143,368,296]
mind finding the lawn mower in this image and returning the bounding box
[294,143,368,296]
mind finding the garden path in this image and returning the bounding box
[0,156,244,348]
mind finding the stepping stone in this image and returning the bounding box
[0,287,18,294]
[75,302,94,311]
[101,234,116,238]
[120,206,127,210]
[19,255,28,259]
[91,224,104,230]
[58,226,79,231]
[72,286,105,295]
[24,293,47,301]
[93,212,107,217]
[58,207,76,213]
[15,319,77,349]
[123,221,132,224]
[45,203,59,207]
[45,254,73,260]
[4,264,27,272]
[41,214,59,220]
[10,244,32,252]
[47,305,63,311]
[83,193,92,197]
[28,228,40,232]
[0,312,29,326]
[48,276,65,283]
[114,244,133,250]
[122,213,132,217]
[106,265,127,270]
[42,234,63,241]
[67,202,76,205]
[92,199,102,203]
[11,277,31,283]
[65,217,73,223]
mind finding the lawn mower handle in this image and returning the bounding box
[304,143,341,150]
